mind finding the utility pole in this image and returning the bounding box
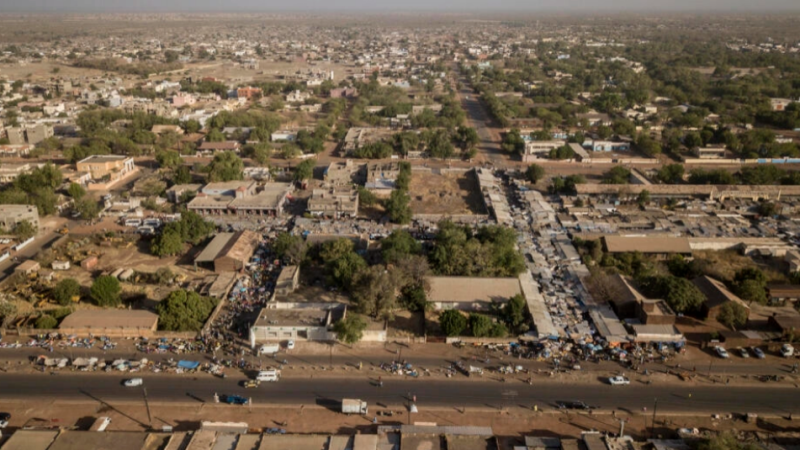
[329,344,333,370]
[707,360,713,378]
[650,398,658,438]
[143,388,152,428]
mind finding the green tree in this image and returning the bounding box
[400,284,429,312]
[657,164,685,184]
[206,129,225,142]
[525,164,545,183]
[150,228,184,257]
[501,294,527,330]
[333,314,368,344]
[273,232,306,264]
[293,158,316,182]
[385,189,412,224]
[67,182,86,200]
[207,151,243,182]
[637,189,651,207]
[35,315,58,329]
[350,265,401,318]
[156,150,182,169]
[381,230,421,264]
[439,309,467,337]
[321,239,366,289]
[173,165,192,184]
[602,166,631,184]
[455,126,479,153]
[75,198,100,220]
[469,313,494,337]
[53,278,81,306]
[12,220,36,241]
[156,289,218,332]
[735,279,768,304]
[756,202,778,217]
[639,275,706,313]
[717,302,749,330]
[357,186,378,207]
[90,275,121,307]
[501,129,525,154]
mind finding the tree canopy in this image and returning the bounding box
[156,289,218,332]
[90,275,121,307]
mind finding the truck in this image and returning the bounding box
[341,399,368,415]
[258,344,280,356]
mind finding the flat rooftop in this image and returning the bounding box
[77,154,130,163]
[59,309,158,330]
[254,306,338,328]
[427,276,521,304]
[604,236,692,254]
[47,430,150,450]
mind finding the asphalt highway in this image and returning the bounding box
[1,373,797,415]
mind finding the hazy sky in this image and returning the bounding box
[1,0,799,12]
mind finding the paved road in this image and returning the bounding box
[0,373,796,415]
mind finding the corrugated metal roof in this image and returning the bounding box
[196,233,235,263]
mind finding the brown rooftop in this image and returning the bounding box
[59,309,159,330]
[603,236,692,254]
[692,276,749,310]
[427,276,521,304]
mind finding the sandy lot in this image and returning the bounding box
[409,170,486,215]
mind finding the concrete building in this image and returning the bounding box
[249,302,344,344]
[365,161,401,194]
[275,265,300,296]
[0,204,40,231]
[324,159,362,186]
[693,145,726,159]
[236,86,263,100]
[427,276,521,311]
[188,182,292,217]
[165,183,202,203]
[24,123,54,145]
[521,140,563,162]
[194,230,259,273]
[307,187,359,219]
[58,310,159,337]
[0,162,44,184]
[76,155,135,182]
[5,127,25,145]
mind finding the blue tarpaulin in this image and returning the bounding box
[177,360,200,369]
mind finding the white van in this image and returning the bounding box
[256,370,281,382]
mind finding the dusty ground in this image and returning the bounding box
[2,398,798,441]
[409,170,486,215]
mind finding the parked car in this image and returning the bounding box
[714,346,729,359]
[751,347,766,359]
[738,348,750,358]
[223,395,249,405]
[556,401,594,410]
[124,378,143,387]
[0,412,10,428]
[781,344,795,358]
[266,428,287,435]
[242,380,260,389]
[607,376,630,386]
[286,340,295,350]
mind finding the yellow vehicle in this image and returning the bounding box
[57,226,69,235]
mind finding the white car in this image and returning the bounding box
[608,376,630,386]
[714,346,730,359]
[738,348,750,358]
[781,344,795,358]
[286,340,295,350]
[124,378,143,387]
